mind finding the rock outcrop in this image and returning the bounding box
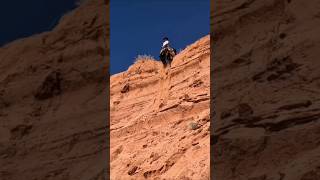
[110,35,210,179]
[212,0,320,179]
[0,0,108,179]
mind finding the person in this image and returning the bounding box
[159,37,176,67]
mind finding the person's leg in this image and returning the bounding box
[167,49,174,67]
[160,53,167,67]
[161,58,167,67]
[168,57,172,67]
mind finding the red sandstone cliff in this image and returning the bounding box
[0,0,108,179]
[212,0,320,179]
[110,35,210,179]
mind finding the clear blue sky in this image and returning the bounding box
[110,0,210,74]
[0,0,77,47]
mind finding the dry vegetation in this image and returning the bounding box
[134,55,157,64]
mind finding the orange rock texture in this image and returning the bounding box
[212,0,320,179]
[0,0,108,179]
[110,35,210,179]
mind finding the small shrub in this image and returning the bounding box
[134,55,156,64]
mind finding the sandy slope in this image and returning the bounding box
[0,0,108,179]
[212,0,320,179]
[110,36,210,179]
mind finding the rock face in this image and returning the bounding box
[0,0,108,179]
[110,35,210,179]
[212,0,320,179]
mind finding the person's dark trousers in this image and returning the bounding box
[160,49,167,67]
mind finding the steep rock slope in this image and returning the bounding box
[0,0,108,179]
[212,0,320,179]
[110,35,210,179]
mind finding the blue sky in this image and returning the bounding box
[0,0,77,46]
[110,0,210,74]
